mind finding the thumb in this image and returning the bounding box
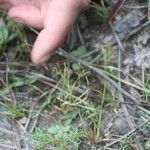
[8,4,43,28]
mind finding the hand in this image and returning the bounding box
[0,0,90,64]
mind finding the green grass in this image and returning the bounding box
[119,134,135,150]
[0,75,37,118]
[32,125,83,150]
[0,101,25,118]
[32,128,51,150]
[71,45,92,71]
[0,76,37,97]
[0,13,30,62]
[0,17,17,52]
[141,77,150,102]
[90,2,108,21]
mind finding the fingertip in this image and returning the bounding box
[31,52,51,65]
[31,28,65,65]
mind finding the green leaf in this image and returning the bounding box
[71,46,87,57]
[84,56,92,62]
[59,109,79,121]
[0,27,8,44]
[48,125,60,135]
[0,76,37,97]
[72,63,81,71]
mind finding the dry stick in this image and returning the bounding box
[80,49,100,60]
[124,5,147,9]
[98,0,126,35]
[58,48,140,104]
[148,0,150,20]
[111,20,150,46]
[138,106,150,116]
[103,119,150,149]
[0,143,17,149]
[0,127,16,135]
[110,22,135,129]
[76,22,85,45]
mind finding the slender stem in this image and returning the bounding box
[98,0,126,35]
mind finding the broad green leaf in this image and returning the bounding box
[72,63,81,71]
[71,46,87,57]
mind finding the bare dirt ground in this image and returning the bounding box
[0,0,150,150]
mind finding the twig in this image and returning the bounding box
[76,22,85,45]
[110,22,135,129]
[103,119,150,149]
[112,20,150,46]
[98,0,126,35]
[0,143,17,149]
[0,127,16,135]
[148,0,150,20]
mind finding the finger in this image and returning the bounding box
[31,27,66,64]
[31,0,85,64]
[8,4,43,28]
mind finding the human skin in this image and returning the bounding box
[0,0,91,64]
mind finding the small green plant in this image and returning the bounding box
[83,83,107,144]
[0,101,25,118]
[48,124,82,149]
[0,26,17,52]
[32,125,82,150]
[101,47,112,66]
[32,128,51,150]
[56,64,93,113]
[0,14,28,59]
[0,15,24,52]
[0,75,37,118]
[71,45,92,71]
[0,75,37,97]
[90,2,108,20]
[58,108,80,122]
